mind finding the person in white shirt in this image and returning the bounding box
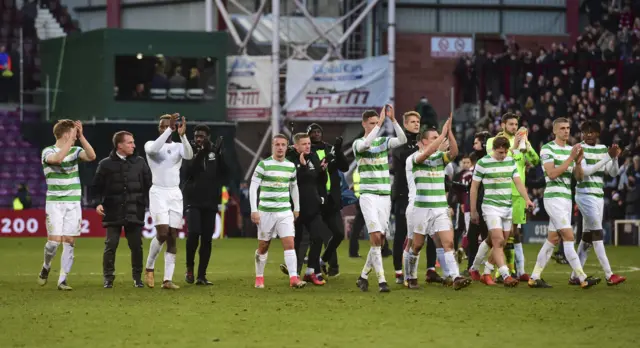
[143,113,194,289]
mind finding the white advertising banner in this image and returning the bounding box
[226,55,272,121]
[285,56,390,120]
[430,37,473,58]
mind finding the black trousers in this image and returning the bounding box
[320,209,344,270]
[185,207,216,279]
[393,201,408,271]
[103,223,143,281]
[349,202,366,256]
[466,216,489,270]
[295,213,328,273]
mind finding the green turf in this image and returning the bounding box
[1,238,639,348]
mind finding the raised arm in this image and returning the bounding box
[606,157,621,177]
[541,145,578,180]
[179,121,194,160]
[525,143,540,165]
[388,120,408,149]
[145,128,173,155]
[74,121,96,162]
[573,150,584,181]
[581,153,612,176]
[43,138,73,166]
[354,126,381,152]
[445,124,458,160]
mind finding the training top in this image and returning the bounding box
[42,145,84,202]
[145,128,193,188]
[540,141,573,201]
[486,133,539,198]
[251,156,297,213]
[576,143,617,198]
[472,155,519,208]
[353,136,392,196]
[412,150,450,209]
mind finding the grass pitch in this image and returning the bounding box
[1,238,639,348]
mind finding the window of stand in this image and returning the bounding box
[114,55,218,102]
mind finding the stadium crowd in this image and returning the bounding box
[453,1,640,223]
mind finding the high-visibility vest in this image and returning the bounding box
[13,197,23,210]
[352,170,360,198]
[315,149,331,191]
[220,186,229,238]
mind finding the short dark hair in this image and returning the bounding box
[112,131,133,147]
[501,112,519,124]
[419,127,438,140]
[492,136,510,150]
[469,152,479,163]
[581,119,601,134]
[362,110,379,121]
[475,131,490,144]
[293,132,309,143]
[272,134,289,143]
[194,124,210,135]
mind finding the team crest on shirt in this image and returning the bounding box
[368,222,375,229]
[208,152,216,160]
[541,154,551,160]
[167,149,172,154]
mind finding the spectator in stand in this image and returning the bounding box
[13,183,32,210]
[0,45,12,102]
[169,66,187,89]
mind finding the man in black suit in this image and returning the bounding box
[92,131,152,288]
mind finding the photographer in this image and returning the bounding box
[181,124,226,285]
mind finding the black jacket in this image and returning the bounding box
[311,141,349,212]
[91,150,152,227]
[286,147,328,220]
[181,144,227,210]
[391,131,419,205]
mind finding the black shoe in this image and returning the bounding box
[196,278,213,286]
[185,270,195,284]
[527,278,553,288]
[378,282,391,292]
[279,264,289,276]
[381,249,393,258]
[37,267,50,286]
[356,277,369,292]
[328,267,340,277]
[133,280,144,288]
[349,254,361,258]
[104,280,113,288]
[426,269,443,284]
[581,276,601,289]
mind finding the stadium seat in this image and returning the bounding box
[169,88,186,100]
[150,88,167,100]
[187,88,204,100]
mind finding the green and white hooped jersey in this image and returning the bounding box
[576,142,607,198]
[540,141,573,201]
[472,155,518,208]
[41,145,84,202]
[352,136,391,196]
[412,150,448,209]
[252,156,297,213]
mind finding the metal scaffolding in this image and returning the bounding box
[209,0,396,180]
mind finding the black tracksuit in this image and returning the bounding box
[91,150,152,282]
[181,143,227,280]
[391,131,437,272]
[286,148,329,274]
[311,140,349,271]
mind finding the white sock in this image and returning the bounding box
[145,237,164,270]
[571,241,591,279]
[514,243,526,276]
[444,251,460,278]
[531,240,555,280]
[564,241,587,282]
[284,249,298,278]
[436,247,448,277]
[402,250,410,278]
[408,250,420,280]
[43,241,59,270]
[254,250,268,277]
[58,242,74,285]
[360,248,373,279]
[593,240,613,279]
[483,261,494,275]
[164,252,176,282]
[472,241,490,270]
[370,246,386,283]
[305,267,314,276]
[498,265,511,280]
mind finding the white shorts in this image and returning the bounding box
[544,197,572,231]
[149,186,184,229]
[576,194,604,231]
[360,194,391,235]
[406,203,415,239]
[257,211,295,241]
[482,205,513,232]
[412,207,452,236]
[45,201,82,237]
